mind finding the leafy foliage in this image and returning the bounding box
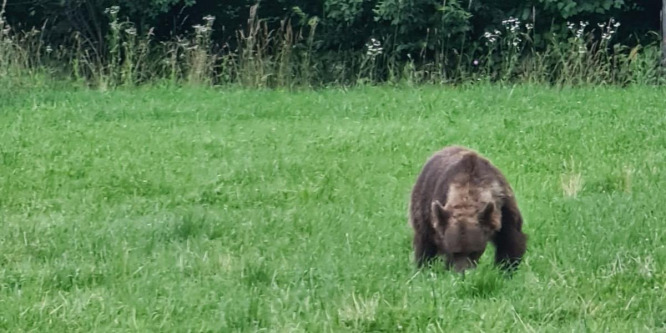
[5,0,655,50]
[537,0,625,18]
[373,0,472,53]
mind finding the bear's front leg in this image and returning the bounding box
[494,200,527,272]
[413,233,438,268]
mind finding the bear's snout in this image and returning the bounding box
[449,256,478,273]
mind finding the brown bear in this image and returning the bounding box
[408,145,527,274]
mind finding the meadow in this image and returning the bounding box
[1,84,665,331]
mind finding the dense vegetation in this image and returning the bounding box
[2,0,663,87]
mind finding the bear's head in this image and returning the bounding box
[430,200,501,273]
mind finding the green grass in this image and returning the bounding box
[1,84,665,331]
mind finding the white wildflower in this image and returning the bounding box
[574,22,588,39]
[193,24,210,34]
[483,31,498,44]
[104,6,120,16]
[500,17,521,33]
[501,17,519,26]
[366,37,383,57]
[598,18,620,42]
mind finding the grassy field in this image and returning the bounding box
[1,84,665,331]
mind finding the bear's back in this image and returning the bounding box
[409,146,512,229]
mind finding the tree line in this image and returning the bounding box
[3,0,662,86]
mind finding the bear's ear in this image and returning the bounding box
[431,200,450,229]
[479,202,500,230]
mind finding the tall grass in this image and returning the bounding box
[0,0,52,86]
[0,3,663,89]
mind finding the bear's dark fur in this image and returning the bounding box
[408,145,527,273]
